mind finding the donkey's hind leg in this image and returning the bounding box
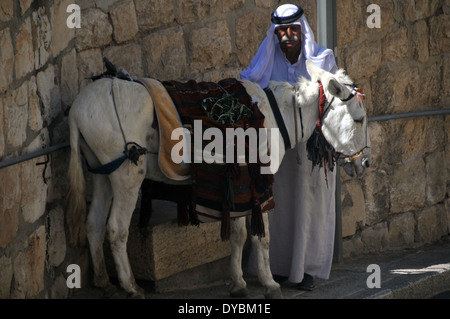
[86,173,114,293]
[107,163,146,298]
[80,140,116,295]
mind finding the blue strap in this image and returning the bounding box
[87,155,128,175]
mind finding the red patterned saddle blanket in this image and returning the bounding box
[161,78,274,240]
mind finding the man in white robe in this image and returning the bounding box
[240,4,338,290]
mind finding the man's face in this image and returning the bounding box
[275,24,301,55]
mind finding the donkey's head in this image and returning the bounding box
[298,60,371,177]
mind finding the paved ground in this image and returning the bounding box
[70,236,450,300]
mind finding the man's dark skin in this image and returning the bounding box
[275,24,302,64]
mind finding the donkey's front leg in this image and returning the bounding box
[250,213,283,299]
[229,217,249,298]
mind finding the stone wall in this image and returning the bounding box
[336,0,450,257]
[0,0,448,299]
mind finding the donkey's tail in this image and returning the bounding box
[66,115,87,247]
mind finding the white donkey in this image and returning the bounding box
[67,60,370,299]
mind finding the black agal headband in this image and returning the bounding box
[271,5,304,25]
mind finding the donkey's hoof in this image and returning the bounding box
[127,286,145,299]
[127,291,145,299]
[230,287,249,298]
[101,283,118,298]
[264,287,284,299]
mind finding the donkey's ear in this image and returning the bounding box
[327,78,348,100]
[306,60,325,81]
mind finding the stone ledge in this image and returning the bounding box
[106,201,231,285]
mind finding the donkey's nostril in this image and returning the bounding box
[362,157,370,168]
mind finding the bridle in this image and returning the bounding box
[293,80,370,168]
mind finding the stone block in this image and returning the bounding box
[51,0,75,56]
[254,0,276,9]
[223,0,246,12]
[366,122,386,168]
[445,199,450,234]
[235,11,271,67]
[412,20,429,63]
[77,48,103,90]
[343,40,382,79]
[120,202,231,281]
[142,27,187,80]
[417,58,443,106]
[342,236,365,258]
[32,7,52,70]
[337,0,362,48]
[444,55,450,99]
[0,98,4,158]
[127,220,231,281]
[403,0,443,22]
[390,157,426,214]
[20,131,49,224]
[13,226,46,298]
[382,25,408,62]
[4,84,28,148]
[188,20,232,73]
[27,76,43,133]
[0,28,14,93]
[384,118,445,165]
[360,222,389,253]
[93,0,120,11]
[0,166,20,249]
[363,169,390,225]
[47,207,67,267]
[14,17,34,79]
[103,43,143,77]
[45,274,69,299]
[110,0,138,43]
[19,0,33,15]
[430,14,450,57]
[425,151,447,205]
[389,62,420,114]
[416,205,448,244]
[0,256,12,298]
[75,8,112,51]
[388,212,415,248]
[61,49,79,108]
[176,0,219,25]
[37,65,62,124]
[341,180,366,237]
[0,0,14,22]
[135,0,175,31]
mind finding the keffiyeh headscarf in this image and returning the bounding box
[240,4,336,88]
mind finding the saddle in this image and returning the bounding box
[161,79,275,239]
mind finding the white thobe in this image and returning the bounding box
[248,44,337,283]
